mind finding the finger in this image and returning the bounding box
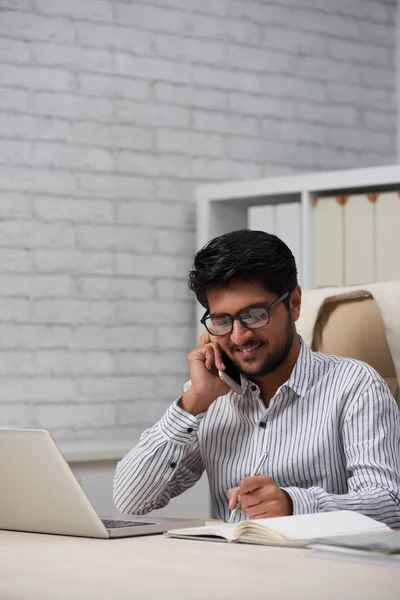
[227,487,240,510]
[204,346,218,371]
[207,342,225,371]
[239,475,274,495]
[198,331,211,347]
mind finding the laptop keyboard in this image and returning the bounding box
[101,519,155,529]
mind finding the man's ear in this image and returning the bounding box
[290,286,302,322]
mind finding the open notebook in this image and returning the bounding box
[166,511,390,547]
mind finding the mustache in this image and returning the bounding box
[229,340,267,352]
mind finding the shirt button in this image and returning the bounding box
[187,427,193,433]
[259,422,266,429]
[170,462,177,468]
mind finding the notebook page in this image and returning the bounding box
[249,511,389,542]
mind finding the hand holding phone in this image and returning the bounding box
[218,351,242,395]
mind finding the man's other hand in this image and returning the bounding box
[227,475,293,519]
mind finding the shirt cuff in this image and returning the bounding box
[159,398,206,444]
[281,486,320,515]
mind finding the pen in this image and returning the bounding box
[228,451,268,524]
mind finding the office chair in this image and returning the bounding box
[309,294,399,406]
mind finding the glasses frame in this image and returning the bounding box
[200,291,290,337]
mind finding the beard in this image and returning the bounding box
[230,310,295,378]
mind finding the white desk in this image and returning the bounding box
[0,530,399,600]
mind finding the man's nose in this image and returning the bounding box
[230,319,253,346]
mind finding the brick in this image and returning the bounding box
[0,88,30,112]
[0,220,74,248]
[0,403,32,427]
[115,3,186,33]
[33,42,113,73]
[155,229,194,255]
[0,325,72,349]
[115,99,190,128]
[155,0,225,15]
[76,225,156,253]
[34,197,114,223]
[115,152,159,177]
[78,276,154,300]
[362,110,396,132]
[0,140,114,172]
[40,245,118,276]
[192,110,258,136]
[72,325,155,350]
[0,38,32,62]
[0,114,71,142]
[75,173,154,200]
[115,54,192,84]
[117,400,168,426]
[71,121,153,151]
[117,200,194,228]
[185,12,226,37]
[114,350,188,375]
[224,18,262,44]
[0,166,76,194]
[75,22,155,55]
[1,0,33,9]
[117,253,191,277]
[0,249,32,272]
[156,130,225,158]
[32,300,115,325]
[156,375,186,399]
[154,82,226,110]
[328,39,391,66]
[78,376,157,400]
[155,325,195,349]
[0,274,74,297]
[33,351,115,376]
[327,84,396,111]
[263,27,327,56]
[155,178,196,203]
[192,157,233,180]
[0,12,75,43]
[36,0,113,22]
[77,73,152,102]
[0,352,34,376]
[32,92,114,120]
[294,56,360,84]
[0,299,31,322]
[0,377,76,402]
[115,300,192,325]
[194,65,260,93]
[1,65,75,91]
[155,33,225,65]
[359,21,394,46]
[360,66,395,89]
[155,279,191,300]
[35,403,116,430]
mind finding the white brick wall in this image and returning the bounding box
[0,0,398,443]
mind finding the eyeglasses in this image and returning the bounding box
[201,291,290,337]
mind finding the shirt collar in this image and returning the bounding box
[240,336,314,399]
[285,336,314,398]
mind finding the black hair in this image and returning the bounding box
[188,229,298,308]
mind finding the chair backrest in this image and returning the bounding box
[311,295,400,405]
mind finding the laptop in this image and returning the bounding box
[0,428,204,539]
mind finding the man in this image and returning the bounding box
[113,230,400,527]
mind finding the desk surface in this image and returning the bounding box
[1,530,399,600]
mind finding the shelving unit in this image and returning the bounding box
[196,164,400,292]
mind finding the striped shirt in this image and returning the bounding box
[113,339,400,528]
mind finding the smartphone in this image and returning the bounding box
[218,351,242,395]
